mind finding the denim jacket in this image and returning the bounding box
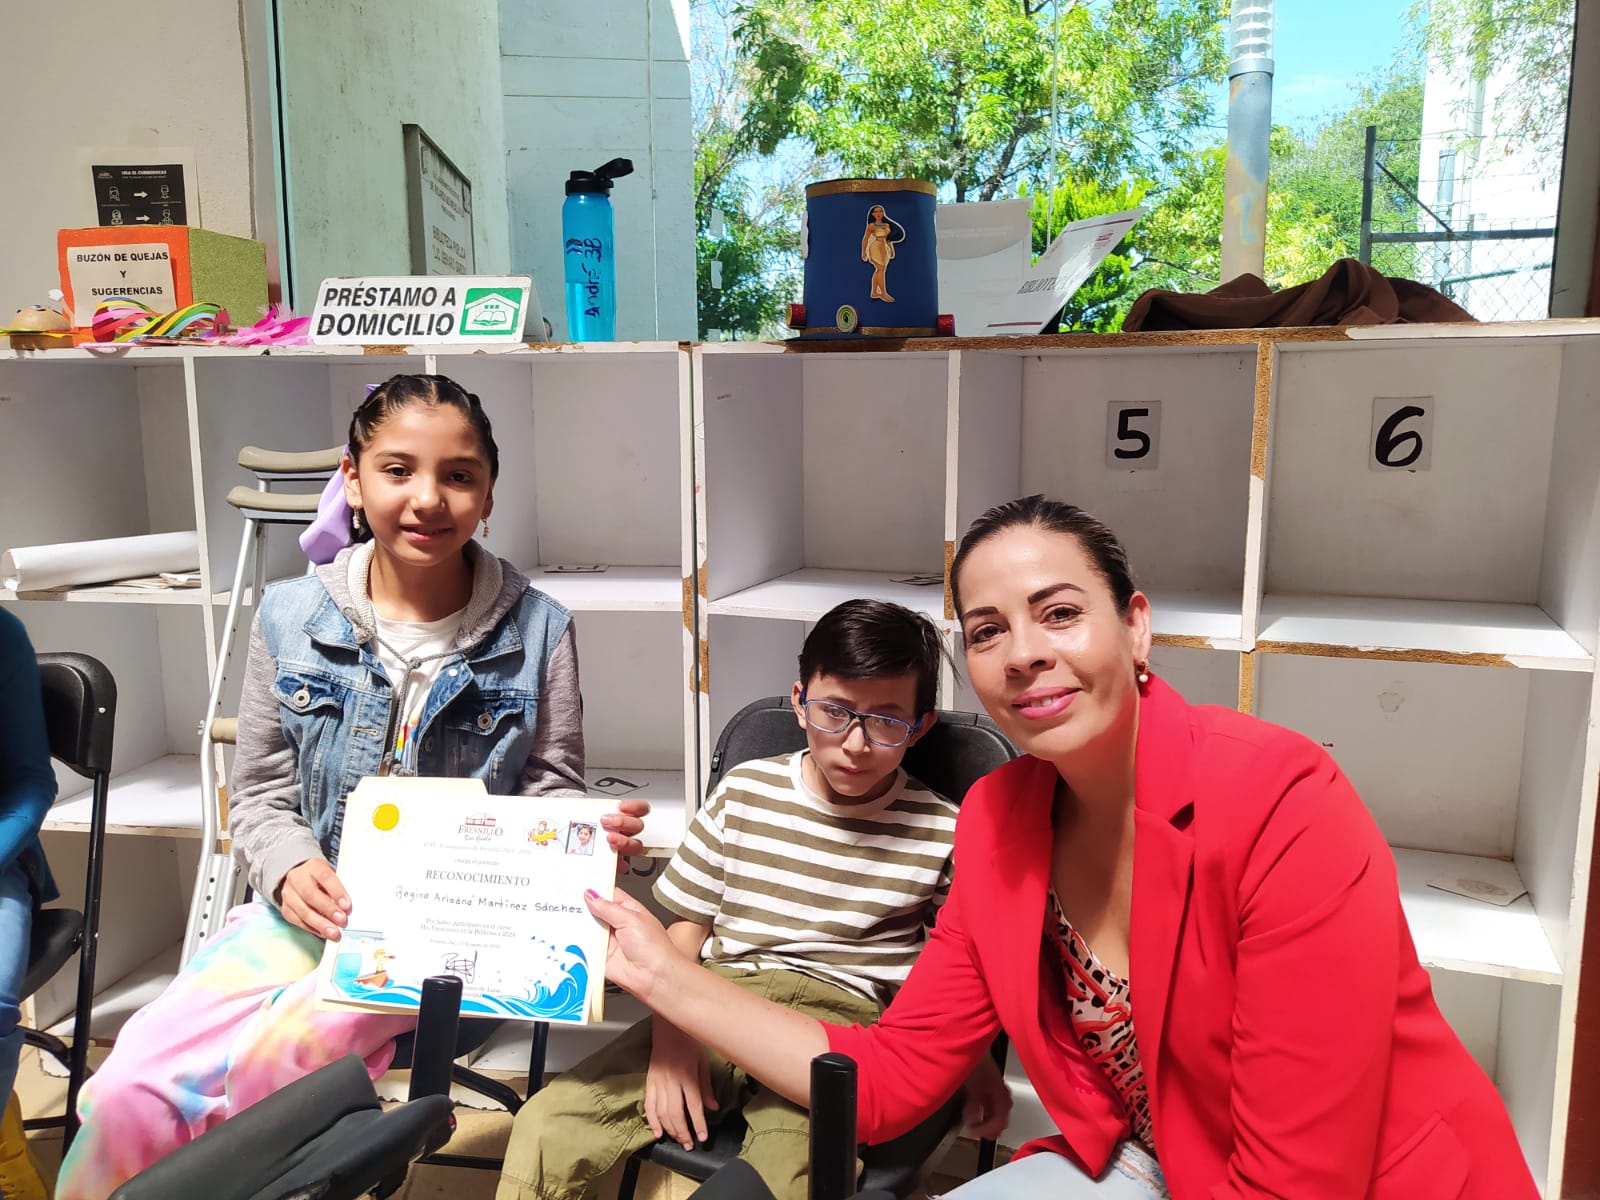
[229,541,585,906]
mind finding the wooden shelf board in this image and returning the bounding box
[0,584,206,605]
[46,754,203,838]
[1142,590,1246,650]
[707,569,947,622]
[1257,595,1593,671]
[47,941,182,1041]
[586,768,686,857]
[523,566,684,613]
[1395,847,1561,984]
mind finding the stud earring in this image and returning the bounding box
[480,518,490,539]
[1136,660,1150,685]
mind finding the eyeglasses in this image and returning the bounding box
[799,697,918,748]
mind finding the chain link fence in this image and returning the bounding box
[1361,129,1556,322]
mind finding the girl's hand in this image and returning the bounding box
[601,797,651,858]
[584,886,684,1004]
[280,858,352,941]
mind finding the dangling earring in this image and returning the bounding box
[480,518,490,540]
[1136,660,1150,685]
[351,509,364,536]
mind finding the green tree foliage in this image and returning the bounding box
[693,0,811,338]
[1025,177,1146,332]
[1127,66,1426,311]
[1410,0,1576,149]
[733,0,1229,202]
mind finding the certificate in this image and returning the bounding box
[316,776,616,1023]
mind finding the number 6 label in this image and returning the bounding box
[1370,397,1433,472]
[1105,400,1161,471]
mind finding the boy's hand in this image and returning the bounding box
[960,1051,1012,1141]
[647,1017,720,1149]
[279,858,352,941]
[602,797,651,860]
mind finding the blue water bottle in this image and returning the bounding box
[562,157,634,341]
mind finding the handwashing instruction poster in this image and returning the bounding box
[317,776,615,1024]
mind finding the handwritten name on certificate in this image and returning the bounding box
[316,776,616,1024]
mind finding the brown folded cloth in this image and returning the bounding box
[1122,257,1476,331]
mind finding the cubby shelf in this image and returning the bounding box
[1394,847,1560,983]
[0,584,208,606]
[6,323,1599,1192]
[45,754,204,838]
[522,566,684,614]
[706,568,947,623]
[1256,595,1593,671]
[45,943,183,1043]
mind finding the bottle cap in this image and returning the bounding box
[566,158,635,195]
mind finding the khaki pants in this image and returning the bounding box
[497,965,880,1200]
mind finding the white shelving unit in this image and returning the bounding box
[1,341,697,1037]
[691,324,1600,1194]
[5,322,1598,1191]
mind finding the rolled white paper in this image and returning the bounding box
[2,532,201,592]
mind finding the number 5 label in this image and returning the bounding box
[1105,400,1161,471]
[1370,397,1434,472]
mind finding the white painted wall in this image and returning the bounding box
[277,0,512,307]
[0,4,255,310]
[500,0,696,340]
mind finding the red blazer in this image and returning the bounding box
[828,677,1537,1199]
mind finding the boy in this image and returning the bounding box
[498,599,1003,1200]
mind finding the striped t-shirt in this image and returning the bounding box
[654,751,959,1006]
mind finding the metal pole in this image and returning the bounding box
[1221,1,1275,282]
[1359,124,1376,264]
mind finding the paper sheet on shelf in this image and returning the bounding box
[935,199,1032,340]
[1,532,200,592]
[979,208,1143,336]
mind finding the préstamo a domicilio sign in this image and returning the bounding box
[310,275,534,345]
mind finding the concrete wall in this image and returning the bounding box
[278,0,511,306]
[500,0,695,340]
[0,4,255,311]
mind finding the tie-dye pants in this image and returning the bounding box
[56,901,415,1200]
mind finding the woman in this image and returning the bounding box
[860,204,902,302]
[585,495,1537,1199]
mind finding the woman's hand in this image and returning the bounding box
[602,797,651,860]
[584,886,686,1004]
[960,1052,1013,1140]
[279,857,352,940]
[646,1017,720,1149]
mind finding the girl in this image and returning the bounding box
[58,374,648,1197]
[585,495,1536,1199]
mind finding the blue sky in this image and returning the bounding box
[1256,0,1418,131]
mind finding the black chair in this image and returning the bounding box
[687,1054,894,1200]
[106,975,462,1200]
[106,1053,455,1200]
[618,696,1016,1200]
[20,652,116,1150]
[383,1008,549,1169]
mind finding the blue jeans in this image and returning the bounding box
[942,1142,1169,1199]
[0,859,33,1100]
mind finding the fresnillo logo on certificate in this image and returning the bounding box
[316,777,616,1024]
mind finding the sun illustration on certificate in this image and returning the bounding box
[371,802,401,834]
